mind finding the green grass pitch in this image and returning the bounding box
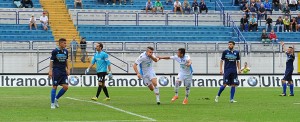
[0,87,300,122]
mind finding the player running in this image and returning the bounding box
[49,38,70,109]
[215,41,241,103]
[280,41,295,96]
[157,48,192,105]
[85,42,112,101]
[133,47,160,105]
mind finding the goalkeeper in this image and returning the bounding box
[85,42,112,101]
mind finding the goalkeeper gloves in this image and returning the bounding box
[108,71,113,80]
[85,68,90,75]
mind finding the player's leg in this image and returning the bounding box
[215,73,229,102]
[183,75,192,104]
[171,78,181,102]
[92,73,105,100]
[281,72,289,96]
[50,76,58,109]
[287,72,294,96]
[102,75,110,100]
[230,73,238,103]
[54,76,69,108]
[150,76,160,105]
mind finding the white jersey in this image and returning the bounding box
[170,55,193,76]
[135,52,156,75]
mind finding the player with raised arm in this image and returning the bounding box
[85,43,112,101]
[133,47,160,105]
[157,48,192,105]
[49,38,70,109]
[280,41,295,96]
[215,41,241,103]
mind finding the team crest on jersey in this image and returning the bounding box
[64,51,66,54]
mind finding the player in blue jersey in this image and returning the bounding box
[157,48,193,105]
[215,41,241,103]
[85,42,112,101]
[280,41,295,96]
[49,38,70,109]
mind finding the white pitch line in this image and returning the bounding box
[66,97,157,122]
[293,103,300,104]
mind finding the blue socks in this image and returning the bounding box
[230,87,236,100]
[290,84,294,95]
[217,85,225,96]
[282,83,287,95]
[56,88,66,100]
[51,88,56,103]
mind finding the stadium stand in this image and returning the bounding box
[0,0,41,8]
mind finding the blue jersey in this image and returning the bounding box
[221,49,240,72]
[50,47,68,73]
[285,52,294,71]
[91,51,111,73]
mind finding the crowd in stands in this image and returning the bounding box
[13,0,34,8]
[29,12,48,31]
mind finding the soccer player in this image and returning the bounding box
[133,47,160,105]
[85,43,112,101]
[280,41,295,96]
[215,41,241,103]
[49,38,70,109]
[157,48,192,105]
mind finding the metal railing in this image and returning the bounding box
[0,10,48,24]
[215,0,225,26]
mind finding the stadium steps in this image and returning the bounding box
[40,0,90,69]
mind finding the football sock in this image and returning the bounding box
[230,86,236,100]
[290,83,294,95]
[103,86,110,98]
[217,85,225,96]
[175,82,179,96]
[154,86,160,101]
[56,88,66,100]
[282,83,287,95]
[185,86,190,99]
[51,88,56,103]
[96,86,102,98]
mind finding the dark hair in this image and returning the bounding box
[178,48,186,56]
[147,46,154,51]
[58,38,66,43]
[289,46,293,49]
[98,42,103,49]
[228,41,235,45]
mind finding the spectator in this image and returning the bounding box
[174,0,183,14]
[240,0,248,10]
[241,62,251,74]
[255,0,262,10]
[192,0,199,14]
[182,0,191,14]
[264,0,272,14]
[261,29,271,43]
[74,0,83,8]
[70,36,79,62]
[199,0,208,14]
[273,0,280,10]
[145,0,154,14]
[29,14,37,30]
[80,37,87,63]
[22,0,33,8]
[297,14,300,31]
[280,0,288,11]
[166,0,173,5]
[290,17,297,32]
[249,14,258,31]
[258,4,266,19]
[269,29,278,42]
[243,4,251,18]
[250,4,257,13]
[13,0,22,8]
[283,4,290,14]
[240,15,249,31]
[40,12,48,31]
[266,16,273,31]
[276,16,284,32]
[283,16,291,32]
[154,0,164,14]
[250,0,256,9]
[289,0,298,11]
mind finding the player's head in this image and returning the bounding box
[58,38,67,48]
[177,48,186,58]
[228,41,235,50]
[244,62,247,66]
[287,46,293,54]
[146,46,154,56]
[95,42,103,51]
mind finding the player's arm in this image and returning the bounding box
[48,61,53,78]
[157,56,171,60]
[237,60,241,74]
[149,54,159,62]
[186,59,192,67]
[133,63,142,79]
[281,41,286,52]
[66,60,70,76]
[292,44,295,55]
[85,56,95,74]
[220,60,224,75]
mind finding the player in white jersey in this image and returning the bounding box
[133,47,161,105]
[158,48,192,104]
